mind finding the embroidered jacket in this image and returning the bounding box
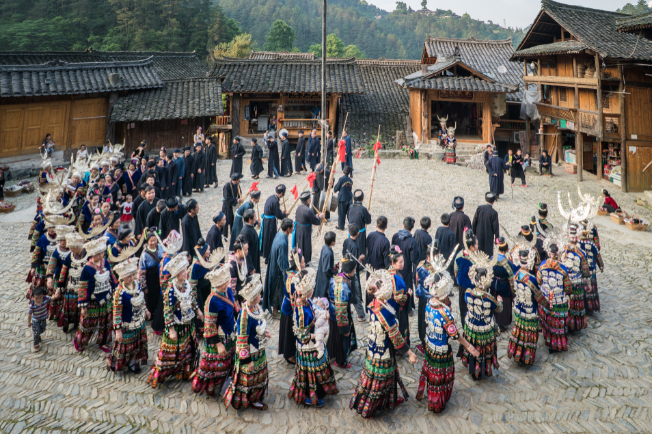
[58,251,86,291]
[78,259,117,307]
[329,274,352,335]
[204,288,237,344]
[228,254,247,298]
[281,270,298,316]
[189,261,210,299]
[589,226,601,251]
[29,211,43,252]
[536,259,572,305]
[578,240,604,276]
[415,261,434,300]
[509,245,541,272]
[236,305,265,364]
[492,254,517,298]
[32,233,56,271]
[367,299,408,360]
[159,253,174,293]
[425,302,459,353]
[388,267,407,310]
[293,297,316,351]
[561,245,590,282]
[513,270,547,319]
[46,246,69,282]
[455,250,476,290]
[464,288,502,334]
[163,280,197,328]
[113,282,146,330]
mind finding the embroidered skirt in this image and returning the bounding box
[585,275,600,313]
[568,281,587,332]
[278,312,296,362]
[416,345,455,413]
[107,324,148,372]
[288,348,339,405]
[445,147,456,164]
[48,290,63,322]
[539,303,568,352]
[151,288,165,333]
[350,354,409,418]
[460,323,498,379]
[58,284,79,331]
[147,322,198,388]
[507,310,540,365]
[494,295,513,328]
[224,349,269,409]
[192,338,236,396]
[73,299,112,351]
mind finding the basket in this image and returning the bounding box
[611,211,627,225]
[4,187,23,197]
[23,185,35,194]
[565,163,577,174]
[625,215,648,231]
[0,204,15,213]
[597,209,609,216]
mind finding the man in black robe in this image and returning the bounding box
[413,216,432,264]
[306,129,321,171]
[230,136,246,178]
[250,138,264,179]
[391,216,420,312]
[165,153,178,200]
[145,199,166,229]
[279,131,292,177]
[326,130,334,167]
[222,173,243,240]
[205,137,219,188]
[240,209,261,273]
[261,185,287,262]
[266,135,280,179]
[472,192,500,257]
[488,150,510,199]
[263,218,292,316]
[181,199,202,258]
[182,147,195,197]
[311,163,331,220]
[333,166,353,231]
[230,190,260,251]
[449,196,472,247]
[314,231,336,298]
[206,211,226,256]
[131,185,147,223]
[435,213,457,275]
[193,143,206,192]
[347,189,371,256]
[134,186,158,239]
[139,160,160,189]
[293,191,324,263]
[295,130,306,173]
[157,157,168,199]
[366,216,391,270]
[158,197,187,239]
[483,144,493,173]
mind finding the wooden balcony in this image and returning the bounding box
[537,102,575,123]
[524,75,598,89]
[280,118,321,130]
[215,115,232,129]
[578,109,600,136]
[496,119,526,130]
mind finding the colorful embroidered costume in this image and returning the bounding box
[57,251,85,331]
[444,135,457,164]
[326,274,358,366]
[578,239,603,313]
[29,231,57,298]
[561,245,589,332]
[460,288,502,379]
[108,282,148,372]
[536,259,571,352]
[350,299,409,418]
[508,270,547,365]
[278,270,298,362]
[45,246,69,321]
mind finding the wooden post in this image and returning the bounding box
[525,114,531,155]
[595,54,603,141]
[597,140,603,181]
[619,65,627,192]
[574,83,582,181]
[367,126,380,211]
[572,57,577,78]
[523,60,527,77]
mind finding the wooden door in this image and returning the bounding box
[71,98,106,148]
[627,142,652,192]
[45,103,68,150]
[0,107,24,156]
[23,106,45,152]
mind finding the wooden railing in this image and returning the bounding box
[281,118,320,130]
[603,114,621,140]
[216,115,232,126]
[524,75,599,88]
[497,119,526,130]
[578,109,600,136]
[536,103,575,122]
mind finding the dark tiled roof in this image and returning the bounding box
[617,11,652,32]
[0,58,163,97]
[209,57,364,94]
[512,40,587,58]
[421,36,525,101]
[110,78,223,122]
[0,50,208,80]
[396,76,518,93]
[517,0,652,61]
[338,59,421,147]
[249,50,316,60]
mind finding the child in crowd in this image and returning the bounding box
[121,194,134,229]
[28,286,51,352]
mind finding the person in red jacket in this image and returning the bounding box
[602,189,619,213]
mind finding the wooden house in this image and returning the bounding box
[397,37,527,155]
[512,0,652,192]
[208,57,364,142]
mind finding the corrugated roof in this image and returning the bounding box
[110,78,223,122]
[0,50,208,80]
[249,50,316,60]
[338,59,421,147]
[396,76,518,93]
[512,40,587,58]
[617,10,652,32]
[0,58,163,97]
[209,57,364,94]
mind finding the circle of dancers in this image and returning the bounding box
[27,146,605,418]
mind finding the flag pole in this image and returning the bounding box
[367,125,381,211]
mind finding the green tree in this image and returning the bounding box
[264,19,296,51]
[395,1,407,12]
[617,0,651,14]
[326,33,344,57]
[309,43,322,57]
[214,32,254,58]
[421,0,427,10]
[343,44,365,58]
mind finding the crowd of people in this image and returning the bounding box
[26,130,607,418]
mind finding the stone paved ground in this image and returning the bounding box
[2,159,652,434]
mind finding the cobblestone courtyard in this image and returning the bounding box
[2,159,652,434]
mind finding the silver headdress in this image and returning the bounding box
[156,228,184,256]
[77,217,112,240]
[240,273,263,302]
[54,225,74,241]
[292,268,317,297]
[164,253,190,278]
[83,236,108,257]
[65,231,85,249]
[206,263,231,288]
[467,250,497,290]
[107,230,146,263]
[542,226,567,256]
[502,224,537,269]
[113,257,139,280]
[424,242,458,300]
[195,245,227,270]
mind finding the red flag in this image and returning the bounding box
[337,140,347,162]
[248,181,259,193]
[373,140,382,152]
[306,172,316,188]
[290,184,299,200]
[356,149,360,159]
[376,155,381,166]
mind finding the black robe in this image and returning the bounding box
[295,137,306,172]
[261,195,286,261]
[131,195,145,223]
[311,168,331,219]
[262,231,288,312]
[391,230,419,293]
[145,208,161,229]
[326,138,334,167]
[293,204,321,263]
[166,160,179,199]
[250,144,264,176]
[434,226,457,261]
[134,199,157,235]
[280,138,292,176]
[193,150,206,190]
[240,223,261,274]
[347,202,371,257]
[230,200,255,251]
[449,210,472,247]
[366,231,390,270]
[487,155,510,196]
[181,214,202,259]
[206,224,224,255]
[413,229,433,264]
[472,204,500,257]
[182,155,195,195]
[205,144,218,186]
[222,181,241,239]
[266,140,279,178]
[314,245,334,298]
[158,205,187,239]
[230,142,246,177]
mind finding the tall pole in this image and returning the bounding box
[321,0,327,167]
